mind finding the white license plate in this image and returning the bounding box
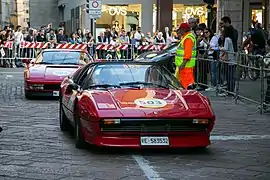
[140,136,169,146]
[53,91,59,96]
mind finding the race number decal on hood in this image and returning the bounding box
[134,98,167,108]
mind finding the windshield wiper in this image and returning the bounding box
[119,81,169,89]
[36,62,53,64]
[61,63,78,65]
[88,84,121,89]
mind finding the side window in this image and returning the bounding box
[35,52,43,63]
[72,68,84,83]
[77,66,95,86]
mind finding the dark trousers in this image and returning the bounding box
[265,76,270,104]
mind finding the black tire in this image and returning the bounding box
[74,106,87,149]
[24,91,33,100]
[59,98,70,131]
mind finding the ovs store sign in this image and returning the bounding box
[107,6,127,16]
[184,7,205,16]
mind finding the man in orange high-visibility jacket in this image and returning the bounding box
[175,23,197,89]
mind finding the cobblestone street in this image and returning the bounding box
[0,69,270,180]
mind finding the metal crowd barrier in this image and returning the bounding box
[197,50,270,114]
[0,41,168,67]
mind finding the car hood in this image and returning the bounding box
[29,64,80,81]
[90,88,213,118]
[135,51,169,61]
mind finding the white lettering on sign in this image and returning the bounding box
[108,7,127,16]
[53,71,70,76]
[184,7,205,16]
[134,98,167,108]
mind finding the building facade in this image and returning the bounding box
[29,0,59,29]
[57,0,212,35]
[0,0,13,28]
[26,0,269,39]
[0,0,29,29]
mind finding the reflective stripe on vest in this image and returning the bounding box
[175,33,197,68]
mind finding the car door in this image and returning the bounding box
[65,65,95,123]
[62,64,91,121]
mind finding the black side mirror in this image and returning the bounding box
[66,83,78,94]
[0,126,2,132]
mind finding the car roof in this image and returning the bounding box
[89,61,159,66]
[42,49,86,53]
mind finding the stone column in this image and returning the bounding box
[156,0,173,32]
[216,0,244,43]
[141,1,153,34]
[264,0,270,31]
[242,0,250,34]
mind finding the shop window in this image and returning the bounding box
[251,9,263,27]
[96,4,141,33]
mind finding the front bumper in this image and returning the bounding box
[25,90,60,97]
[87,134,210,148]
[24,81,61,97]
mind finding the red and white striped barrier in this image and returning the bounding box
[2,41,13,48]
[1,41,167,51]
[137,44,167,51]
[55,43,87,49]
[95,44,129,50]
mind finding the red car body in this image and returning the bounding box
[60,62,215,149]
[24,49,92,98]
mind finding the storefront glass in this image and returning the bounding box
[96,4,141,32]
[251,9,263,27]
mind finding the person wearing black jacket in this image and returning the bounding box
[220,16,238,52]
[56,28,68,44]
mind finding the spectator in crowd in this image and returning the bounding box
[144,32,154,44]
[36,29,46,42]
[207,26,221,91]
[97,32,107,59]
[220,16,238,52]
[154,32,165,44]
[14,25,24,56]
[46,29,57,47]
[119,30,130,59]
[76,28,85,44]
[68,32,78,44]
[163,27,171,43]
[134,27,144,54]
[219,25,236,96]
[188,18,198,37]
[57,28,68,44]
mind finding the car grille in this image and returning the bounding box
[100,119,209,133]
[43,84,60,90]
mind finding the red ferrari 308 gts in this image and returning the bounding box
[59,61,215,149]
[23,49,93,99]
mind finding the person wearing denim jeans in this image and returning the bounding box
[206,33,220,91]
[218,26,236,96]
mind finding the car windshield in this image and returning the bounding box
[88,64,182,89]
[37,51,89,65]
[163,43,178,53]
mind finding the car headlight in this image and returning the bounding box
[29,84,44,90]
[102,119,121,125]
[192,119,209,124]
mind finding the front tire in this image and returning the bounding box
[59,98,70,131]
[24,91,33,100]
[74,107,87,149]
